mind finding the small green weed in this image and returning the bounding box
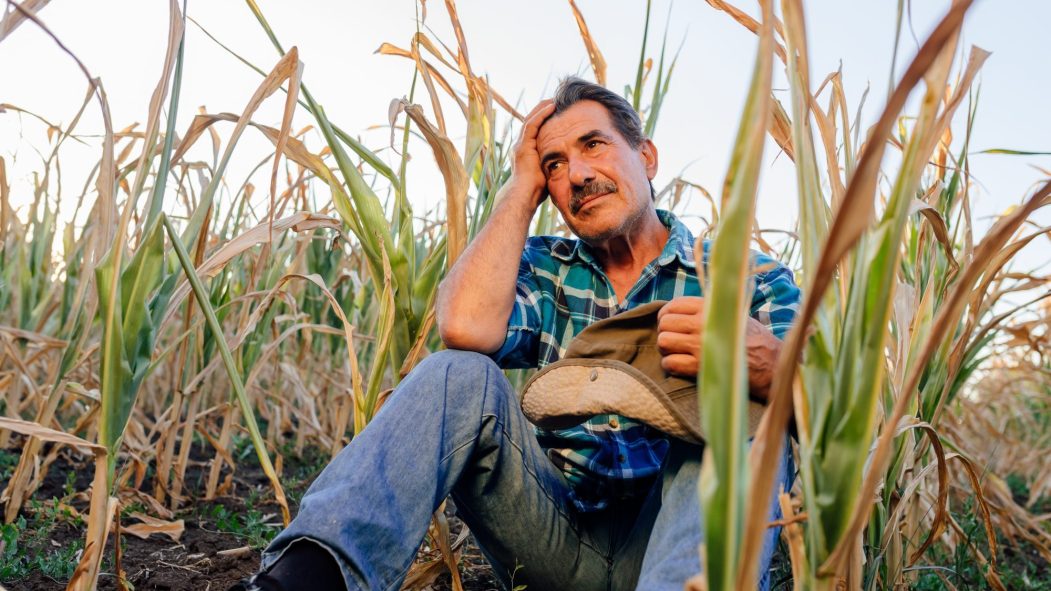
[509,560,528,591]
[0,449,18,482]
[206,504,280,549]
[0,518,27,581]
[0,505,84,583]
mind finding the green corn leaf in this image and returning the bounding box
[358,244,397,431]
[332,125,400,188]
[807,24,965,575]
[631,0,652,110]
[95,218,168,477]
[119,222,165,360]
[94,247,131,465]
[311,103,394,288]
[311,100,417,374]
[143,1,186,229]
[643,3,680,139]
[697,1,774,589]
[412,238,447,313]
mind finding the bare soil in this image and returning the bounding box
[13,516,260,591]
[1,443,501,591]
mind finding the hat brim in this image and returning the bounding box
[521,358,766,444]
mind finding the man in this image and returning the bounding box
[237,77,799,591]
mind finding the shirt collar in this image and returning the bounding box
[548,209,698,270]
[655,209,699,269]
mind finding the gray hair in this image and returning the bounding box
[552,77,646,148]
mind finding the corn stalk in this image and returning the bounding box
[695,1,774,590]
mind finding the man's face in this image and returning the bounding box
[536,100,658,244]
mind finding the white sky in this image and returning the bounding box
[1,0,1049,273]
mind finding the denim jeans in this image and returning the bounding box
[262,350,793,591]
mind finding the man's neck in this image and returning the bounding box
[589,208,670,286]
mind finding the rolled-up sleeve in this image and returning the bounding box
[488,251,543,369]
[749,252,801,340]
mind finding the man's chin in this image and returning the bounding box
[568,203,651,244]
[570,220,622,244]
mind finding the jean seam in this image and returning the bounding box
[450,421,608,582]
[383,570,407,591]
[442,405,610,563]
[436,357,493,467]
[439,413,568,520]
[498,413,607,559]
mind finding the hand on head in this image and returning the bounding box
[505,99,556,211]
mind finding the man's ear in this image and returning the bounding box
[640,138,659,180]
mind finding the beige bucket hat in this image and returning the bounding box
[520,300,766,444]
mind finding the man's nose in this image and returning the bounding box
[568,157,595,187]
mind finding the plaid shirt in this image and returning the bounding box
[490,210,800,512]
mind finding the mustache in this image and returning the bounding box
[570,180,617,214]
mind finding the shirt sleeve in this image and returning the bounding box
[487,248,543,369]
[749,252,801,340]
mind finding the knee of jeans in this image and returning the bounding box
[415,349,500,375]
[408,349,507,404]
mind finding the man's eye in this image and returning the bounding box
[546,161,564,174]
[585,140,602,150]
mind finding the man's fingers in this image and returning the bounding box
[657,330,699,356]
[661,353,699,378]
[522,100,556,136]
[658,296,704,320]
[512,100,555,170]
[659,297,706,377]
[657,312,703,335]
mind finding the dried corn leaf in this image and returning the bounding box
[123,513,184,542]
[396,100,469,266]
[568,0,607,85]
[0,0,51,44]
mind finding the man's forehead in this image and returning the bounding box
[537,100,616,150]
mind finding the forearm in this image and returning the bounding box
[436,99,553,353]
[745,318,782,402]
[436,190,539,352]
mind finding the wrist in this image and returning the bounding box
[498,175,546,209]
[746,320,780,401]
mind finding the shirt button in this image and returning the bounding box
[608,417,619,429]
[617,454,626,463]
[589,369,598,382]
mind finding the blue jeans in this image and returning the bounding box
[262,350,793,590]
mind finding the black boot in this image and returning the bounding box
[229,541,347,591]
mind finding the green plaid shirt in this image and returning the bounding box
[490,210,800,511]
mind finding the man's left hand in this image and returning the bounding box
[656,297,707,378]
[656,296,781,401]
